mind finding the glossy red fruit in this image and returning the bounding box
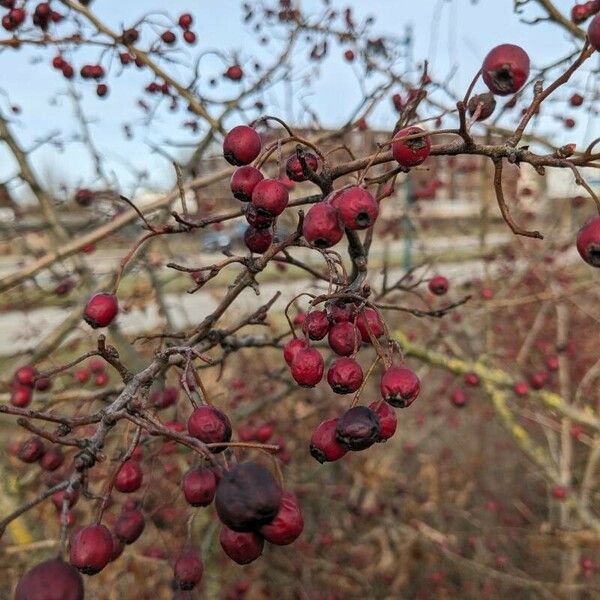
[303,202,344,248]
[328,322,361,356]
[355,307,384,343]
[344,49,355,61]
[450,388,467,408]
[52,488,79,511]
[174,548,204,590]
[230,166,264,202]
[94,372,108,387]
[310,418,349,463]
[40,447,64,471]
[223,126,261,166]
[327,357,364,394]
[467,92,496,120]
[115,508,145,544]
[182,467,217,507]
[225,64,243,80]
[335,406,381,451]
[14,365,38,387]
[577,216,600,267]
[259,491,304,545]
[245,203,273,229]
[290,347,324,387]
[380,366,421,408]
[244,226,272,253]
[589,13,600,49]
[329,187,379,230]
[15,558,84,600]
[178,13,193,29]
[392,126,431,167]
[114,460,143,493]
[482,44,530,95]
[96,83,108,97]
[251,179,289,216]
[215,462,282,531]
[188,406,232,452]
[83,293,118,328]
[11,385,32,407]
[69,524,113,575]
[122,27,139,44]
[219,527,264,564]
[428,275,449,295]
[285,152,319,182]
[283,337,309,366]
[18,437,45,463]
[35,376,51,391]
[302,310,330,340]
[89,358,104,374]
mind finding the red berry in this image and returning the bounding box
[283,337,309,366]
[328,322,361,356]
[230,165,264,202]
[215,461,282,531]
[178,13,193,29]
[285,152,319,182]
[577,216,600,267]
[18,437,45,463]
[83,292,118,328]
[302,309,330,340]
[152,385,178,408]
[69,524,113,575]
[244,226,272,253]
[52,55,65,69]
[14,365,38,387]
[115,508,145,544]
[328,301,356,323]
[329,187,379,230]
[122,28,139,45]
[89,358,104,374]
[355,307,384,343]
[369,401,397,441]
[11,385,32,407]
[464,372,480,387]
[115,460,143,493]
[161,30,176,44]
[94,372,108,387]
[546,355,559,371]
[15,559,84,600]
[303,202,344,248]
[570,93,584,107]
[310,418,348,463]
[187,406,232,452]
[182,467,217,507]
[482,44,530,96]
[450,388,467,408]
[225,64,243,81]
[290,347,324,387]
[514,381,529,396]
[259,491,304,545]
[96,83,108,97]
[183,30,196,44]
[552,485,567,500]
[380,366,420,408]
[174,548,204,590]
[529,370,548,390]
[344,49,355,61]
[219,527,264,564]
[251,179,289,217]
[392,126,431,167]
[589,13,600,49]
[335,406,381,451]
[428,275,449,295]
[327,357,364,394]
[223,125,261,166]
[40,447,64,471]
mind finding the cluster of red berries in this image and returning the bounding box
[1,2,62,32]
[572,1,600,24]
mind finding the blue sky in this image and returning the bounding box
[0,0,596,199]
